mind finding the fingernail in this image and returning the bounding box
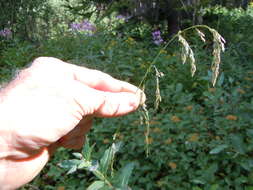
[129,90,146,108]
[136,89,146,106]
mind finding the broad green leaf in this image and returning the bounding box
[100,142,122,174]
[117,162,135,188]
[209,144,228,154]
[58,159,81,175]
[67,165,77,174]
[230,134,246,154]
[192,179,205,185]
[87,181,105,190]
[58,159,81,169]
[99,147,113,174]
[245,186,253,190]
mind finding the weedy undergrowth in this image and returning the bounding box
[59,138,134,190]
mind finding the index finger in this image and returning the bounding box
[70,64,139,93]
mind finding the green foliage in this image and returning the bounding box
[202,5,253,44]
[0,0,51,40]
[2,4,253,190]
[59,138,135,189]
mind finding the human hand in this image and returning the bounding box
[0,57,145,189]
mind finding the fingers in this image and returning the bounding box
[70,63,140,93]
[30,57,140,93]
[69,62,146,105]
[72,81,144,117]
[30,57,145,103]
[57,117,92,149]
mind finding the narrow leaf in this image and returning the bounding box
[192,179,205,185]
[72,152,83,159]
[87,181,105,190]
[117,162,135,188]
[99,142,122,174]
[58,159,81,169]
[99,148,113,174]
[67,165,77,174]
[82,136,94,161]
[209,145,228,154]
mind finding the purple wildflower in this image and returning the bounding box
[70,20,96,34]
[0,28,12,38]
[70,23,81,31]
[116,14,131,22]
[116,15,126,19]
[152,30,164,45]
[81,20,96,31]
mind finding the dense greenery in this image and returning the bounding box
[1,1,253,189]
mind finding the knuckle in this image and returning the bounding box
[32,57,48,66]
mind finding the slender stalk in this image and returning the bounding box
[138,25,211,89]
[138,24,222,157]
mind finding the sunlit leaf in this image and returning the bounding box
[82,136,94,161]
[117,162,135,188]
[58,159,81,175]
[58,159,81,169]
[209,144,228,154]
[192,179,205,185]
[87,181,105,190]
[78,159,91,169]
[72,152,82,159]
[99,142,122,174]
[99,147,113,174]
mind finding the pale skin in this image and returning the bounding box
[0,57,145,190]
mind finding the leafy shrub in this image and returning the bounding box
[2,12,253,189]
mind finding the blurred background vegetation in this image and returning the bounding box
[1,0,253,189]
